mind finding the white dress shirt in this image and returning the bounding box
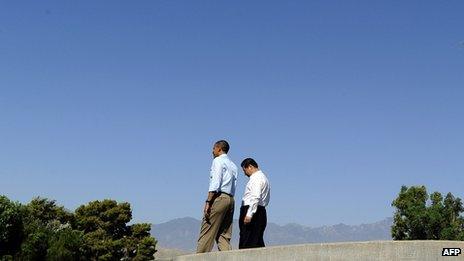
[242,170,270,217]
[208,154,238,196]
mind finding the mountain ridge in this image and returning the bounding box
[152,217,393,251]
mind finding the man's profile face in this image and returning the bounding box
[242,166,252,177]
[212,145,222,158]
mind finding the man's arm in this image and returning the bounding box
[208,159,223,193]
[244,178,261,224]
[203,191,217,219]
[206,191,216,202]
[204,159,223,217]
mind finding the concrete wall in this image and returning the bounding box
[171,241,464,261]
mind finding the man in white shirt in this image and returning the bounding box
[239,158,270,249]
[196,140,238,253]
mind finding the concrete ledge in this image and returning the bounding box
[172,241,464,261]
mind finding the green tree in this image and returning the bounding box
[19,197,83,260]
[392,186,464,240]
[0,195,24,259]
[46,227,84,261]
[132,236,157,261]
[1,196,156,260]
[75,200,156,260]
[19,224,52,260]
[441,193,464,240]
[426,192,445,239]
[122,223,157,260]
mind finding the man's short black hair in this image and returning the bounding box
[241,158,258,168]
[215,140,230,153]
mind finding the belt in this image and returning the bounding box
[218,191,233,197]
[241,203,266,208]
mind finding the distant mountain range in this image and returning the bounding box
[152,217,393,251]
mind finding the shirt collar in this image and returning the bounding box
[250,170,262,178]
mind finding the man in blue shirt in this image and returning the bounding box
[196,140,238,253]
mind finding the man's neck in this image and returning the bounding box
[249,169,260,177]
[215,152,226,158]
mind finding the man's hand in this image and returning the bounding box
[244,215,252,225]
[204,202,211,219]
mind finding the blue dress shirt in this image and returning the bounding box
[208,154,238,196]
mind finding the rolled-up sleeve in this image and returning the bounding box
[208,159,223,192]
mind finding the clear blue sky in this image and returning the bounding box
[1,1,463,226]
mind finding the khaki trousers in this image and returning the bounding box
[196,193,234,253]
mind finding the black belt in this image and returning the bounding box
[218,191,233,197]
[241,205,265,209]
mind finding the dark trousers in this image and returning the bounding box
[239,205,267,249]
